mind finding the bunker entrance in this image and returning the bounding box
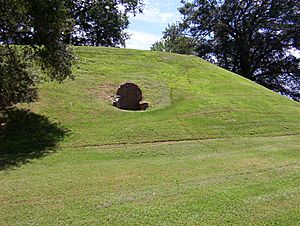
[112,83,148,111]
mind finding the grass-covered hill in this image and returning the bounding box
[1,46,300,225]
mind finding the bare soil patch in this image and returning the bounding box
[90,83,118,103]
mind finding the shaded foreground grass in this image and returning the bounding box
[0,47,299,224]
[0,109,68,170]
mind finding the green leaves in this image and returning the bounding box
[70,0,143,47]
[178,0,300,101]
[151,24,195,55]
[0,0,75,109]
[0,46,38,109]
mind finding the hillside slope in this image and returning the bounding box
[37,47,300,146]
[1,47,299,225]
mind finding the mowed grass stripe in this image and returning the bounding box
[61,134,300,150]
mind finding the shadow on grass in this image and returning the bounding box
[0,109,69,170]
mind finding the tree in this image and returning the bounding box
[69,0,143,47]
[178,0,300,101]
[0,0,75,110]
[151,23,195,55]
[0,46,38,110]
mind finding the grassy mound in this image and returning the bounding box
[1,47,299,225]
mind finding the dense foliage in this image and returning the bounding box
[0,46,38,109]
[155,0,300,101]
[151,24,195,55]
[0,0,75,109]
[69,0,143,47]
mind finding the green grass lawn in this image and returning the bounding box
[1,46,300,225]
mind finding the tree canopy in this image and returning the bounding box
[0,0,75,110]
[155,0,300,101]
[151,24,195,55]
[69,0,143,46]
